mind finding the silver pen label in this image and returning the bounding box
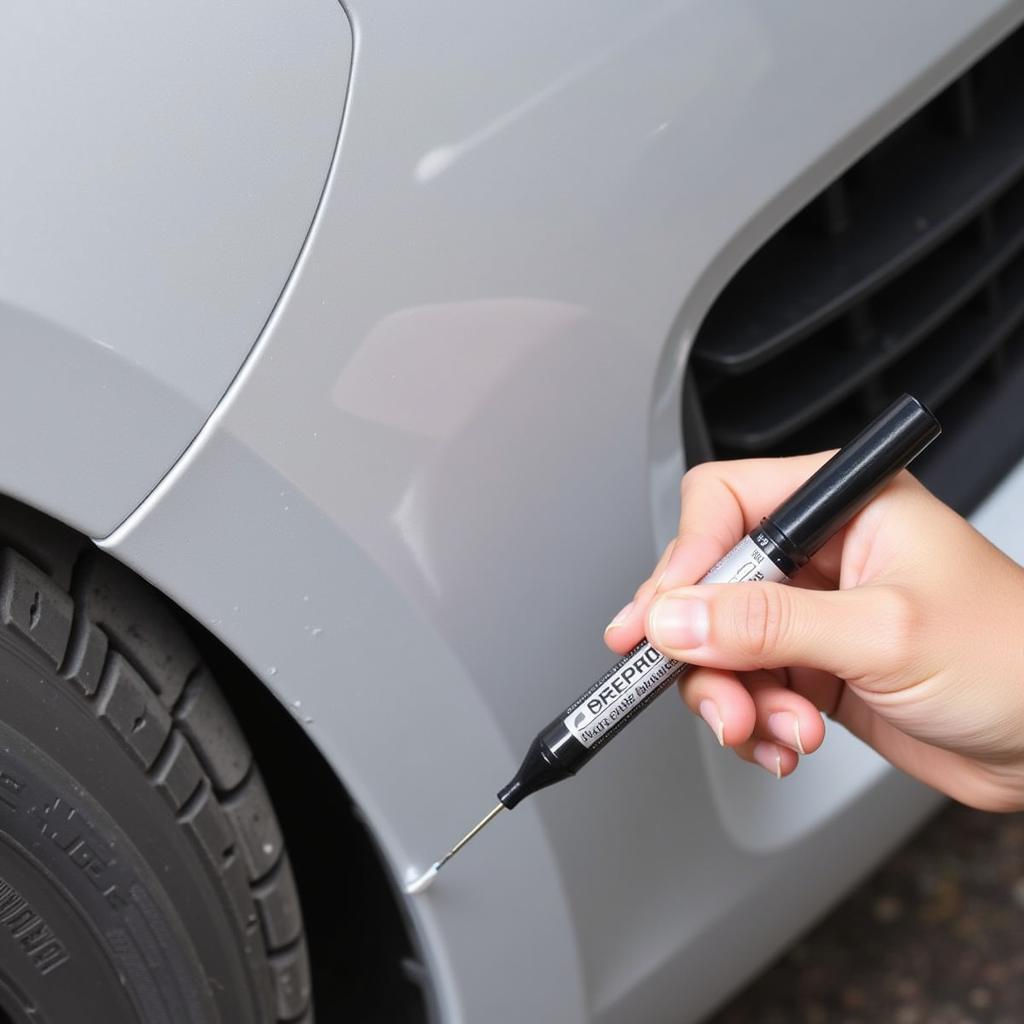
[564,534,788,748]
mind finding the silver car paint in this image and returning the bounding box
[0,1,351,535]
[7,0,1019,1021]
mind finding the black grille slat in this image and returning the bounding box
[886,261,1024,408]
[689,24,1024,515]
[702,182,1024,450]
[693,44,1024,376]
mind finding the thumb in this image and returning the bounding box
[646,581,913,682]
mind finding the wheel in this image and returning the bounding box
[0,503,311,1023]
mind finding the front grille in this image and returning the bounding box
[687,24,1024,514]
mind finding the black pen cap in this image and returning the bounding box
[766,394,941,562]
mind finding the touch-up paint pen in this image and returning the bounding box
[406,394,941,894]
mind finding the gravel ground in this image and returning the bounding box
[707,803,1024,1024]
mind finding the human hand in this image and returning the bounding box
[604,454,1024,811]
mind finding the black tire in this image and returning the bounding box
[0,502,311,1023]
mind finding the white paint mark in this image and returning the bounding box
[404,864,440,895]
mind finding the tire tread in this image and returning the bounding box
[0,539,311,1022]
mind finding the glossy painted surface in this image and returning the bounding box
[0,0,351,534]
[83,1,1024,1021]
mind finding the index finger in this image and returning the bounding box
[605,450,835,654]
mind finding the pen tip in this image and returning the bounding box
[404,801,506,896]
[404,863,441,895]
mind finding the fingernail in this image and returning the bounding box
[649,596,709,650]
[604,601,634,633]
[753,741,783,779]
[768,712,805,755]
[699,699,725,746]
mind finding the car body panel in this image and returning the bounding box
[0,0,351,535]
[81,0,1024,1021]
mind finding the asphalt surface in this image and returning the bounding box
[707,803,1024,1024]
